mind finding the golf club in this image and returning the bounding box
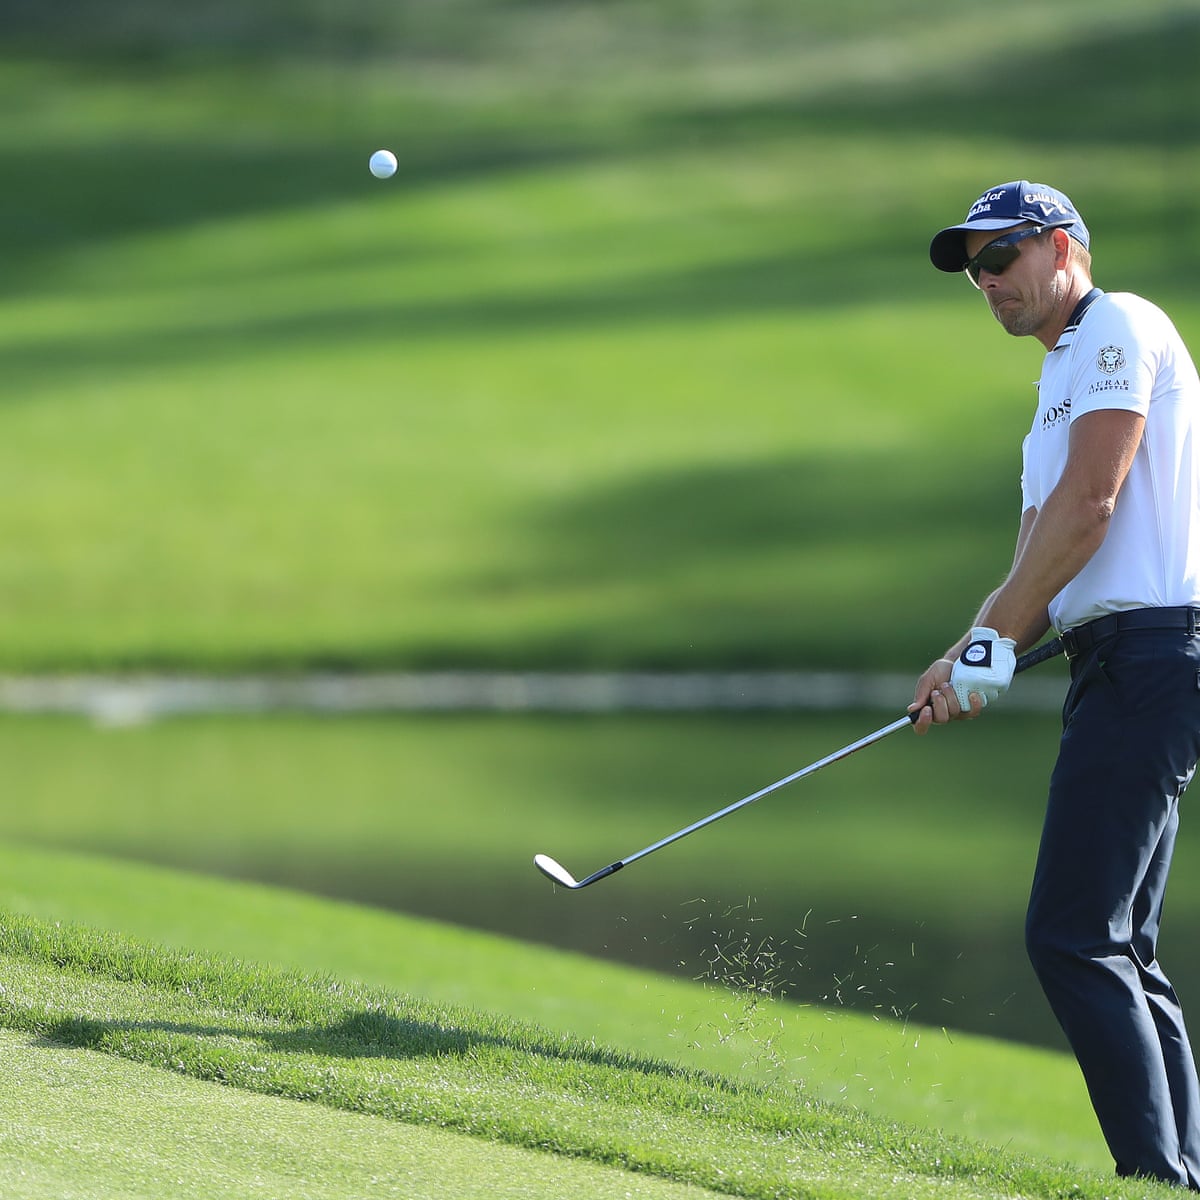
[533,637,1063,890]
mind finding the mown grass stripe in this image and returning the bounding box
[0,913,1170,1199]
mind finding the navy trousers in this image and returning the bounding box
[1026,625,1200,1188]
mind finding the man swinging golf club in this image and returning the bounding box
[913,180,1200,1189]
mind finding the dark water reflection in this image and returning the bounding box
[11,706,1200,1055]
[240,856,1068,1049]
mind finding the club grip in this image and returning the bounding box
[1014,635,1064,674]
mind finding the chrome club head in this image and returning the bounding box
[533,854,579,888]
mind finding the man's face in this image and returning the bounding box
[963,224,1065,338]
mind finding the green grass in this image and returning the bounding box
[0,889,1177,1199]
[0,840,1104,1168]
[0,139,1039,671]
[1,1029,723,1200]
[0,2,1198,670]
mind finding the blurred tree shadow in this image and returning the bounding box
[38,1008,695,1082]
[4,7,1196,284]
[442,449,1018,669]
[664,13,1200,150]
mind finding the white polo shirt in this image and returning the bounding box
[1020,290,1200,632]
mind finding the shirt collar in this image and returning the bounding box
[1052,287,1104,349]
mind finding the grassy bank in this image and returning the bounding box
[0,873,1172,1197]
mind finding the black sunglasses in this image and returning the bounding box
[964,226,1056,287]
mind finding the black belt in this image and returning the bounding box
[1060,606,1200,660]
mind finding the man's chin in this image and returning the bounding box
[992,301,1034,336]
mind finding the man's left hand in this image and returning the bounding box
[950,627,1017,710]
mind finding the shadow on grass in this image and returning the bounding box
[499,451,1016,574]
[0,135,598,297]
[661,13,1200,150]
[0,237,924,386]
[424,448,1019,670]
[0,224,1016,395]
[6,12,1199,298]
[36,1009,710,1084]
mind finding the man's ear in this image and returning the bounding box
[1050,227,1072,269]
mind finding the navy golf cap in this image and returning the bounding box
[930,181,1091,272]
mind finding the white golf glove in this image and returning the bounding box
[950,627,1017,711]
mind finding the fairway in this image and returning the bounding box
[2,4,1198,673]
[0,1030,725,1200]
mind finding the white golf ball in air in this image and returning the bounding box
[369,149,397,179]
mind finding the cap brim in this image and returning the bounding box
[929,219,1027,273]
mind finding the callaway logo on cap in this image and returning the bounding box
[930,181,1091,273]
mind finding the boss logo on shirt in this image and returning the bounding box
[1042,398,1071,429]
[1097,345,1127,375]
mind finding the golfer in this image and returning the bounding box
[910,180,1200,1189]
